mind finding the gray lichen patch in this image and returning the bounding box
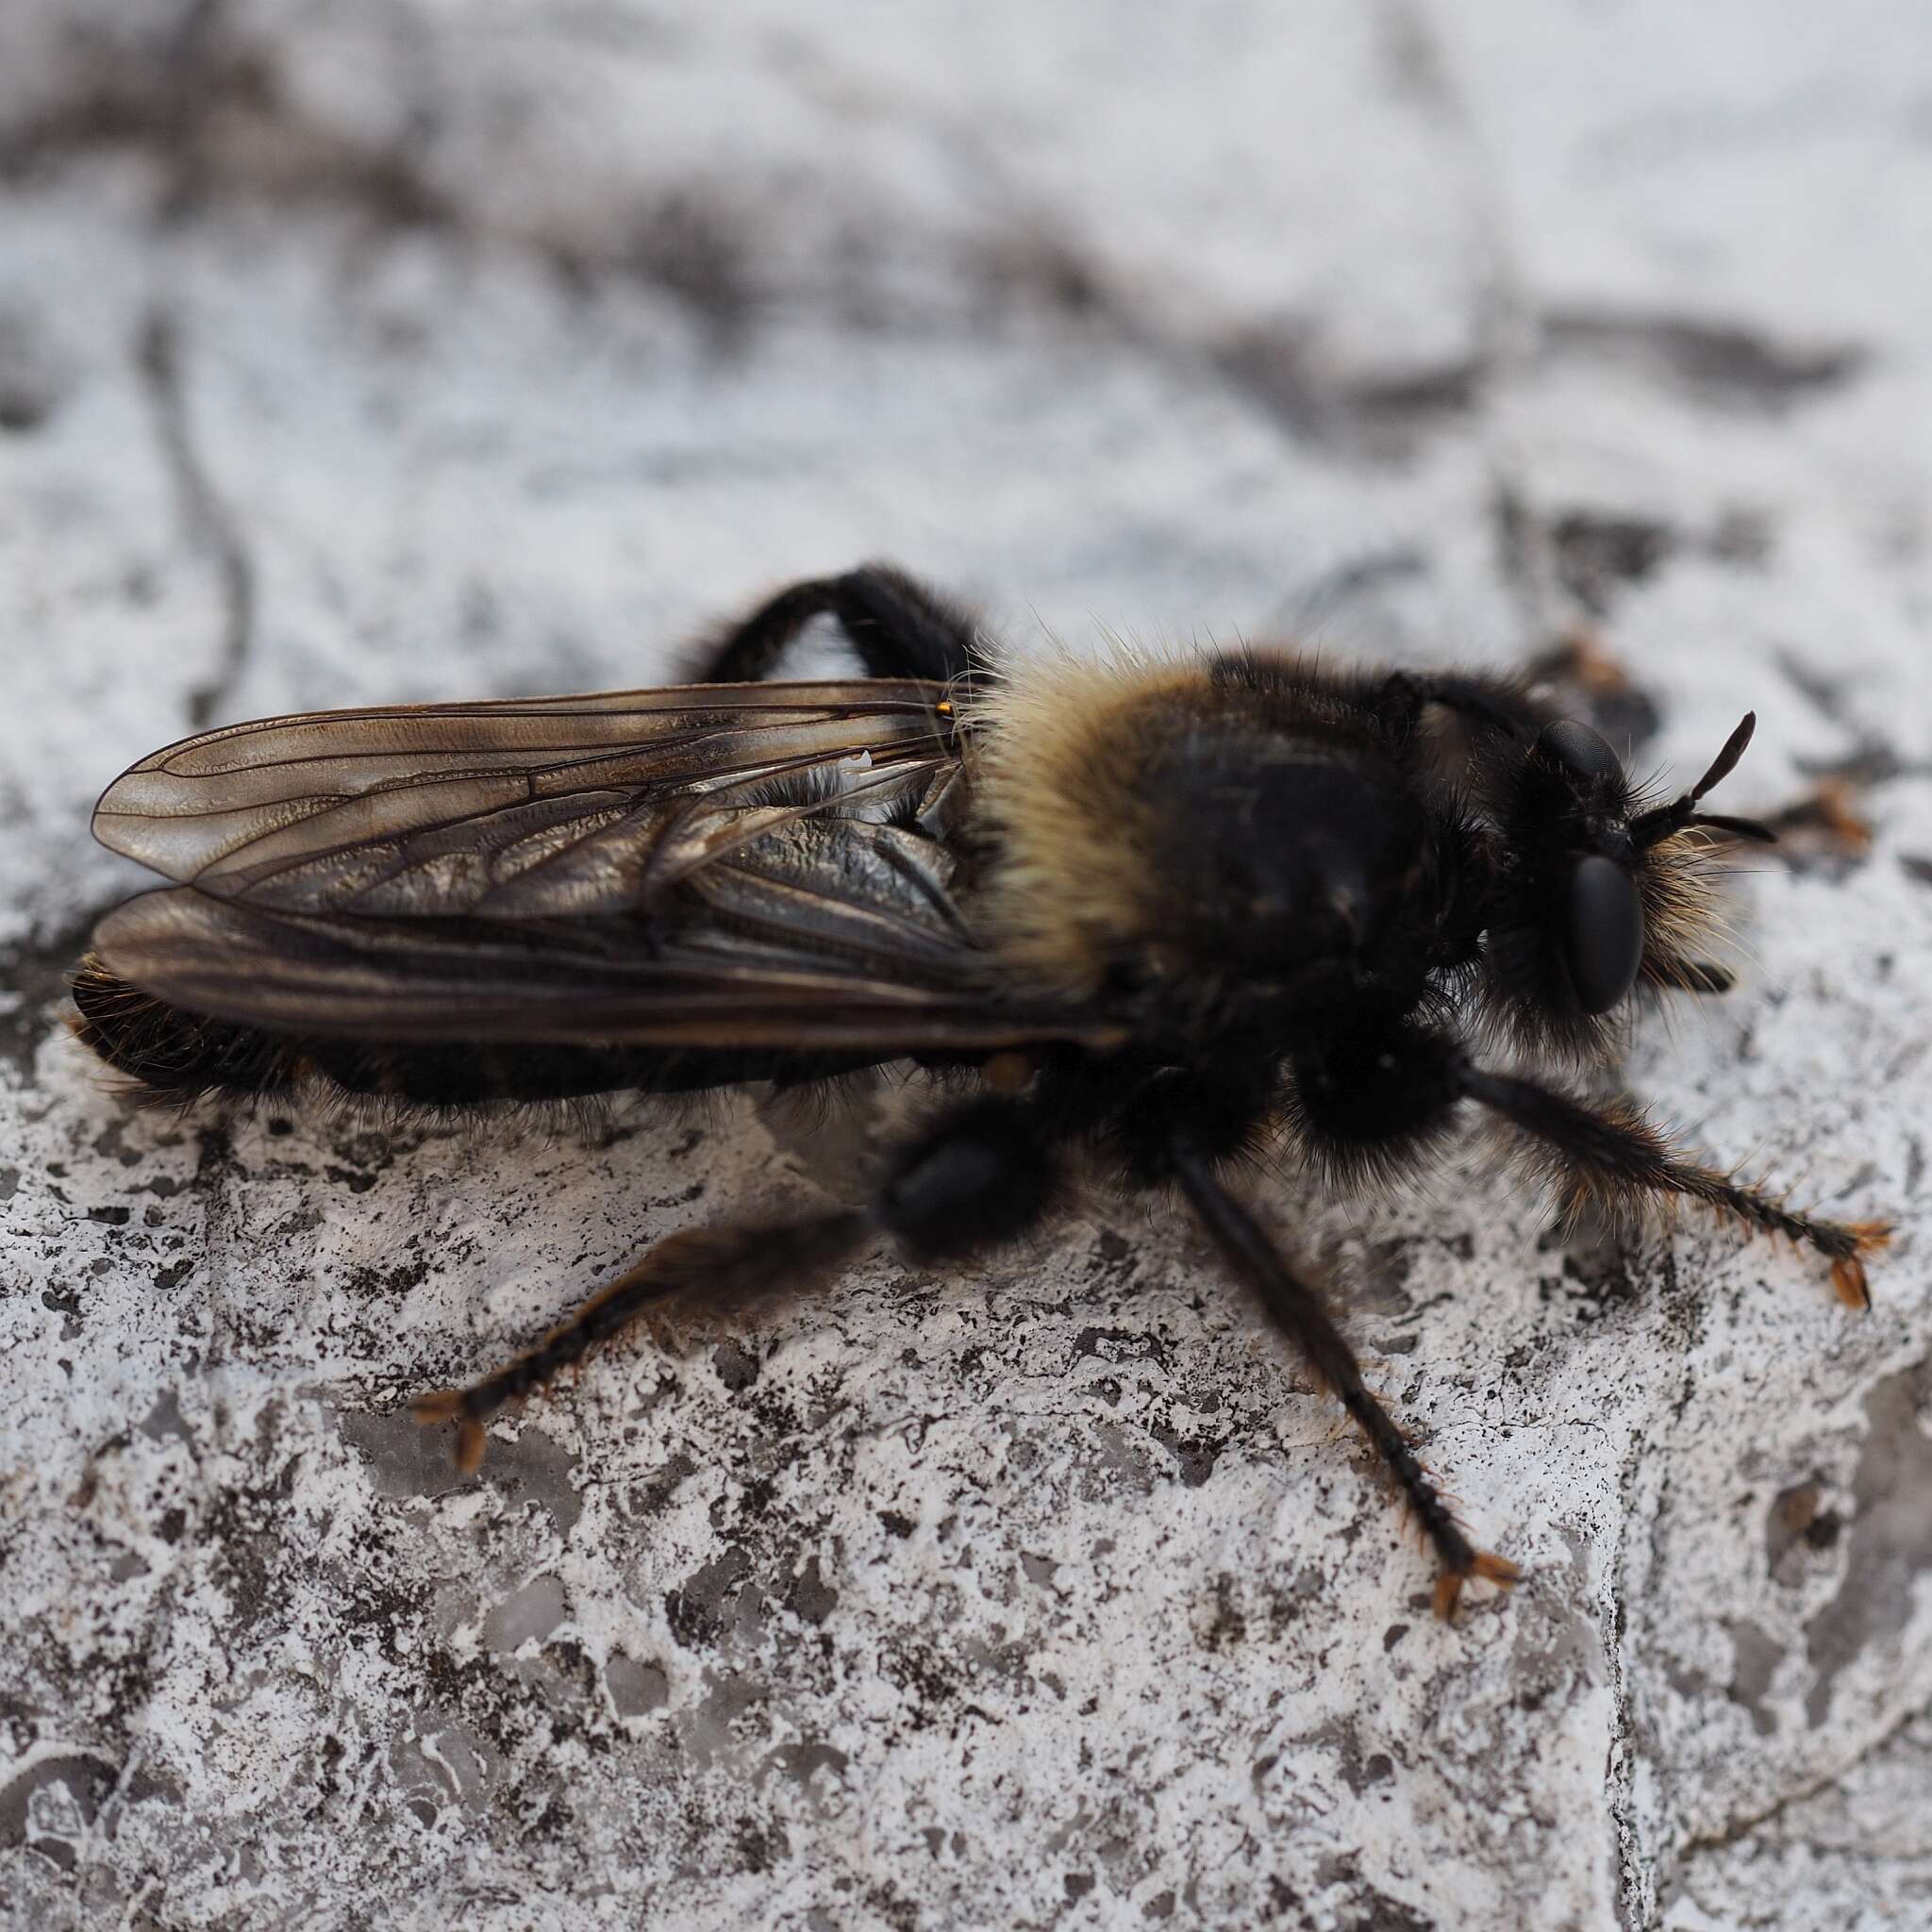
[1803,1362,1932,1727]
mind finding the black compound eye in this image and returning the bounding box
[1539,718,1625,787]
[1564,854,1645,1014]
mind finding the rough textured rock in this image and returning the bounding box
[1,5,1928,1927]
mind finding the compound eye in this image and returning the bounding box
[1564,855,1645,1014]
[1539,718,1624,787]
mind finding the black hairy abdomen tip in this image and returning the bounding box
[71,956,302,1104]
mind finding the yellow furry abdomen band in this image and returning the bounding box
[968,652,1215,997]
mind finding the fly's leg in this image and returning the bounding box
[689,563,988,687]
[1292,1021,1890,1311]
[413,1213,867,1470]
[1074,1054,1519,1621]
[1279,1016,1886,1595]
[1169,1143,1518,1619]
[415,1098,1059,1469]
[1458,1063,1891,1309]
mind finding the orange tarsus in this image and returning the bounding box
[1830,1222,1892,1312]
[1807,779,1872,853]
[1551,625,1631,695]
[1433,1549,1522,1623]
[411,1390,488,1473]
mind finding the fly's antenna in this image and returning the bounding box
[1633,711,1776,848]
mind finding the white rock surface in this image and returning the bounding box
[1,6,1928,1927]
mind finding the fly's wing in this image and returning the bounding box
[94,681,958,918]
[89,681,1117,1053]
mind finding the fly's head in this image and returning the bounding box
[1473,710,1771,1060]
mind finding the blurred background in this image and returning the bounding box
[2,6,1929,1930]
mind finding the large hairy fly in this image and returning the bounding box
[72,565,1890,1619]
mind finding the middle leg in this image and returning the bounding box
[1170,1141,1519,1619]
[1083,1055,1519,1617]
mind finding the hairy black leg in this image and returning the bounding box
[1045,1050,1514,1619]
[1170,1143,1518,1620]
[690,563,988,686]
[416,1096,1059,1468]
[1377,668,1542,743]
[413,1213,868,1470]
[1293,1011,1885,1330]
[1457,1063,1891,1309]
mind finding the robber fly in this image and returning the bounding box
[72,565,1890,1619]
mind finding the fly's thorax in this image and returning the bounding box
[968,653,1447,1021]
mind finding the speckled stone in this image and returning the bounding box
[2,6,1929,1928]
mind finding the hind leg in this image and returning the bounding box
[690,563,988,686]
[415,1096,1059,1466]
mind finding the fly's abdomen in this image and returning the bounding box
[72,955,306,1105]
[70,956,883,1109]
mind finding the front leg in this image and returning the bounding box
[1292,1018,1890,1308]
[1457,1064,1891,1309]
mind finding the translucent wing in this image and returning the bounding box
[92,680,960,919]
[88,680,1119,1054]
